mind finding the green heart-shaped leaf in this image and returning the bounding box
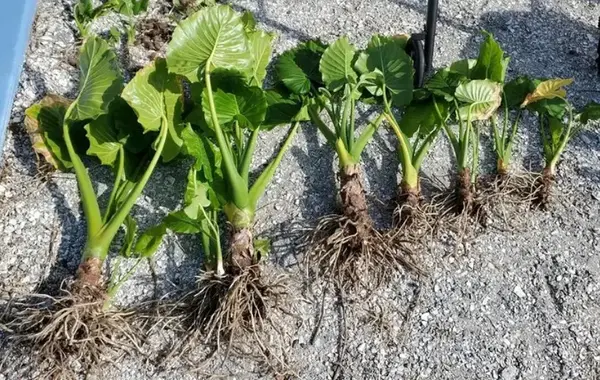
[69,36,123,122]
[166,5,252,82]
[455,79,502,121]
[122,59,184,162]
[471,32,509,83]
[320,37,357,92]
[248,29,275,87]
[360,35,414,106]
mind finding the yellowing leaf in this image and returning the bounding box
[521,78,573,107]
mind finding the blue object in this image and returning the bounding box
[0,0,38,160]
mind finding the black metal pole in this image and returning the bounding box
[424,0,439,73]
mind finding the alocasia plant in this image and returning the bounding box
[10,37,183,374]
[162,5,303,346]
[276,35,417,287]
[518,78,600,205]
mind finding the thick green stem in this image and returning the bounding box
[385,112,418,188]
[63,116,103,237]
[308,105,336,146]
[413,128,440,170]
[351,113,385,160]
[103,146,125,223]
[240,127,260,184]
[97,121,169,253]
[548,105,574,171]
[248,122,300,209]
[205,70,248,208]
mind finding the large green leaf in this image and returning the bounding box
[276,40,328,95]
[455,79,502,121]
[248,30,275,87]
[166,5,252,82]
[471,32,509,83]
[122,59,184,162]
[68,36,123,122]
[24,95,73,171]
[400,97,449,138]
[202,73,268,130]
[503,76,534,109]
[448,59,477,77]
[320,37,357,92]
[425,69,465,101]
[263,88,306,129]
[359,35,414,106]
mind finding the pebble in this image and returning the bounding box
[513,286,526,298]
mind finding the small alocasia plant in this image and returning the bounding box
[276,35,416,287]
[426,32,505,213]
[360,35,450,224]
[74,0,148,43]
[10,37,183,375]
[519,78,600,205]
[162,6,303,347]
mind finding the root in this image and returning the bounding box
[305,214,421,291]
[155,266,290,372]
[475,171,543,229]
[1,281,142,379]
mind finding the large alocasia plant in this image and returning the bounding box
[10,37,184,375]
[162,5,303,347]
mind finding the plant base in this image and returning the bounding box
[1,280,141,379]
[534,167,555,208]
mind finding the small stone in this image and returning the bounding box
[513,285,526,298]
[420,312,431,321]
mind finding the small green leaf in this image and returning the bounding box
[202,72,268,130]
[183,166,212,218]
[455,79,502,121]
[134,224,167,258]
[448,59,477,77]
[521,78,573,107]
[320,37,357,92]
[119,216,138,257]
[164,210,202,234]
[166,5,252,82]
[400,97,449,138]
[24,95,73,171]
[69,36,123,122]
[503,76,534,109]
[425,69,465,101]
[254,237,271,261]
[471,32,509,83]
[84,118,120,166]
[263,88,305,129]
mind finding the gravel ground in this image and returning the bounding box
[2,0,600,379]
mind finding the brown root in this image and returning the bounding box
[475,171,543,230]
[305,214,421,291]
[1,281,142,379]
[154,266,291,372]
